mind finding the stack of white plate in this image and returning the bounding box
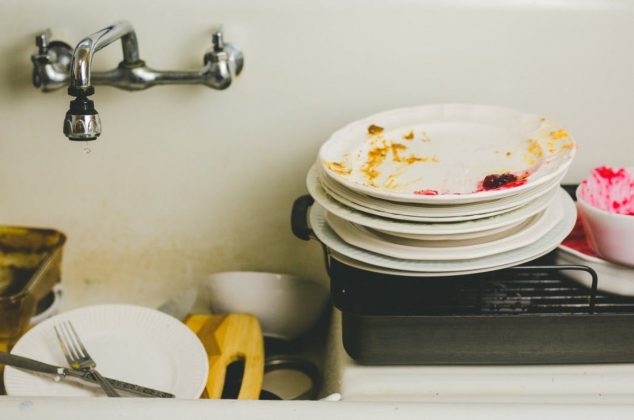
[306,104,578,276]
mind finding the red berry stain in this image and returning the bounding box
[595,166,622,181]
[480,173,527,191]
[414,189,438,196]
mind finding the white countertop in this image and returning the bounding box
[3,397,634,420]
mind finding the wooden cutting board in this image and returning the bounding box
[186,314,264,399]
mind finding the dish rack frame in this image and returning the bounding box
[292,185,634,365]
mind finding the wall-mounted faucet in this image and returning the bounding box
[31,20,244,141]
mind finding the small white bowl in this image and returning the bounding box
[576,185,634,267]
[201,272,329,341]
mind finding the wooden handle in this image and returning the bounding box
[186,314,264,400]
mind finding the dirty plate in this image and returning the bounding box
[319,104,575,204]
[4,304,209,398]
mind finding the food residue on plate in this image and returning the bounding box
[367,124,384,136]
[402,130,414,140]
[361,138,439,187]
[478,172,528,191]
[414,189,438,196]
[326,161,351,176]
[549,129,570,140]
[524,138,543,164]
[519,119,575,165]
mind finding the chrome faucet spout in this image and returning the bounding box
[69,20,141,94]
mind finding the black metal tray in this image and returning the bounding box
[330,256,634,365]
[292,185,634,365]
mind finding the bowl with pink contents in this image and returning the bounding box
[576,166,634,267]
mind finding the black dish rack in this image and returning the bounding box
[292,185,634,365]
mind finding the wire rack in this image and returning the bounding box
[328,253,634,317]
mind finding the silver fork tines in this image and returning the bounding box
[54,321,120,397]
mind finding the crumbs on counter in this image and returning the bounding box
[367,124,384,136]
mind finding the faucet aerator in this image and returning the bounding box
[63,95,102,141]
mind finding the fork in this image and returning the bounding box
[54,321,121,397]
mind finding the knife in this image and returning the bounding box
[0,352,175,398]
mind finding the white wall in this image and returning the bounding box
[0,0,632,308]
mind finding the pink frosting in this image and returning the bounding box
[578,166,634,215]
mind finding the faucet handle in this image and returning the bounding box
[212,31,224,53]
[205,29,243,77]
[32,29,72,61]
[31,30,73,91]
[35,30,52,52]
[224,43,244,77]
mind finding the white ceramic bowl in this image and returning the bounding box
[576,185,634,267]
[202,272,329,341]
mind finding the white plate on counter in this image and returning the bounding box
[309,188,576,275]
[319,104,575,204]
[316,163,565,221]
[307,170,558,236]
[4,304,209,399]
[325,192,563,260]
